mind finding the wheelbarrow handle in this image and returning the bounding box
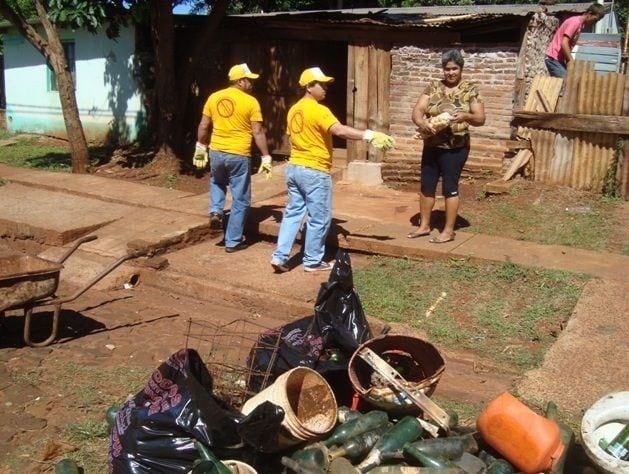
[54,249,148,305]
[56,235,99,264]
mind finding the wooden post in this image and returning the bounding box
[352,44,369,162]
[346,45,357,163]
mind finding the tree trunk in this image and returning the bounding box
[0,0,91,173]
[55,67,91,173]
[174,0,231,151]
[150,1,177,158]
[38,0,90,173]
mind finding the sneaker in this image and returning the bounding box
[225,240,249,253]
[304,261,333,272]
[209,212,222,235]
[271,259,289,273]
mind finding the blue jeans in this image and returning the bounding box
[209,150,251,248]
[545,57,567,78]
[272,164,332,267]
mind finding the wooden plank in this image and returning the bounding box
[352,44,369,162]
[558,60,594,114]
[505,139,531,150]
[512,111,629,134]
[485,179,520,194]
[367,45,378,162]
[535,90,552,112]
[346,45,358,163]
[518,75,562,140]
[502,149,532,181]
[374,44,391,163]
[623,140,629,200]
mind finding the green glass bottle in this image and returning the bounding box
[323,410,390,447]
[357,416,424,473]
[105,403,120,428]
[404,444,455,468]
[403,433,478,460]
[605,424,629,461]
[328,423,393,461]
[365,468,465,474]
[485,459,517,474]
[281,456,327,474]
[54,458,80,474]
[544,401,574,473]
[291,443,330,472]
[337,405,362,424]
[192,441,232,474]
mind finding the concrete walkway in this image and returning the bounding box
[1,163,627,281]
[1,162,628,416]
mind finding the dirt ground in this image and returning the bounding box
[0,244,518,473]
[1,158,626,472]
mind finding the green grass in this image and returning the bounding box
[0,132,108,171]
[0,134,72,171]
[463,192,620,252]
[1,359,150,473]
[354,256,588,372]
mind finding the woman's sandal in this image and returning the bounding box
[429,233,455,244]
[407,230,431,239]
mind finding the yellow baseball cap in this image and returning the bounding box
[228,63,260,81]
[299,67,335,87]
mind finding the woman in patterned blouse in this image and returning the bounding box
[408,49,485,244]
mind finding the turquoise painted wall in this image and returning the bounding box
[4,26,144,144]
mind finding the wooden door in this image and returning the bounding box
[346,43,391,163]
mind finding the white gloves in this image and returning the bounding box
[192,142,208,169]
[363,129,395,151]
[258,155,273,179]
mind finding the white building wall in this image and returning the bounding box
[4,25,143,143]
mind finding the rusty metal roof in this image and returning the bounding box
[229,2,606,27]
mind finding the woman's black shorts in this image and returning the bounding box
[420,145,470,197]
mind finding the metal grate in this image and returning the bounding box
[184,318,282,409]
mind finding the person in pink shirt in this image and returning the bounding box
[545,3,605,78]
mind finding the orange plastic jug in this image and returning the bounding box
[476,391,564,474]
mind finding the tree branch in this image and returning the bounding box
[0,0,50,59]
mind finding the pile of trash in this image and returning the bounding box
[100,251,627,474]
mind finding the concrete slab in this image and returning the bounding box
[0,183,131,245]
[457,234,629,282]
[138,238,323,318]
[516,278,629,416]
[0,164,201,214]
[74,208,210,258]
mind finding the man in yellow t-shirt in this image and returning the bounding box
[193,63,272,253]
[270,67,395,273]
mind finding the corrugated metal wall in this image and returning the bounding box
[527,61,624,192]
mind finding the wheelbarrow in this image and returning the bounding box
[0,235,147,347]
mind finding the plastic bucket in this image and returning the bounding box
[581,391,629,474]
[241,367,338,452]
[476,391,564,474]
[348,335,445,415]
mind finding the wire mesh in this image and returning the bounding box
[184,318,282,409]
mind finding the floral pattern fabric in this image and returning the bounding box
[423,79,483,149]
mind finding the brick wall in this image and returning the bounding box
[383,45,520,185]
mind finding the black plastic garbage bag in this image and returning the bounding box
[247,250,372,400]
[313,249,372,353]
[108,348,284,473]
